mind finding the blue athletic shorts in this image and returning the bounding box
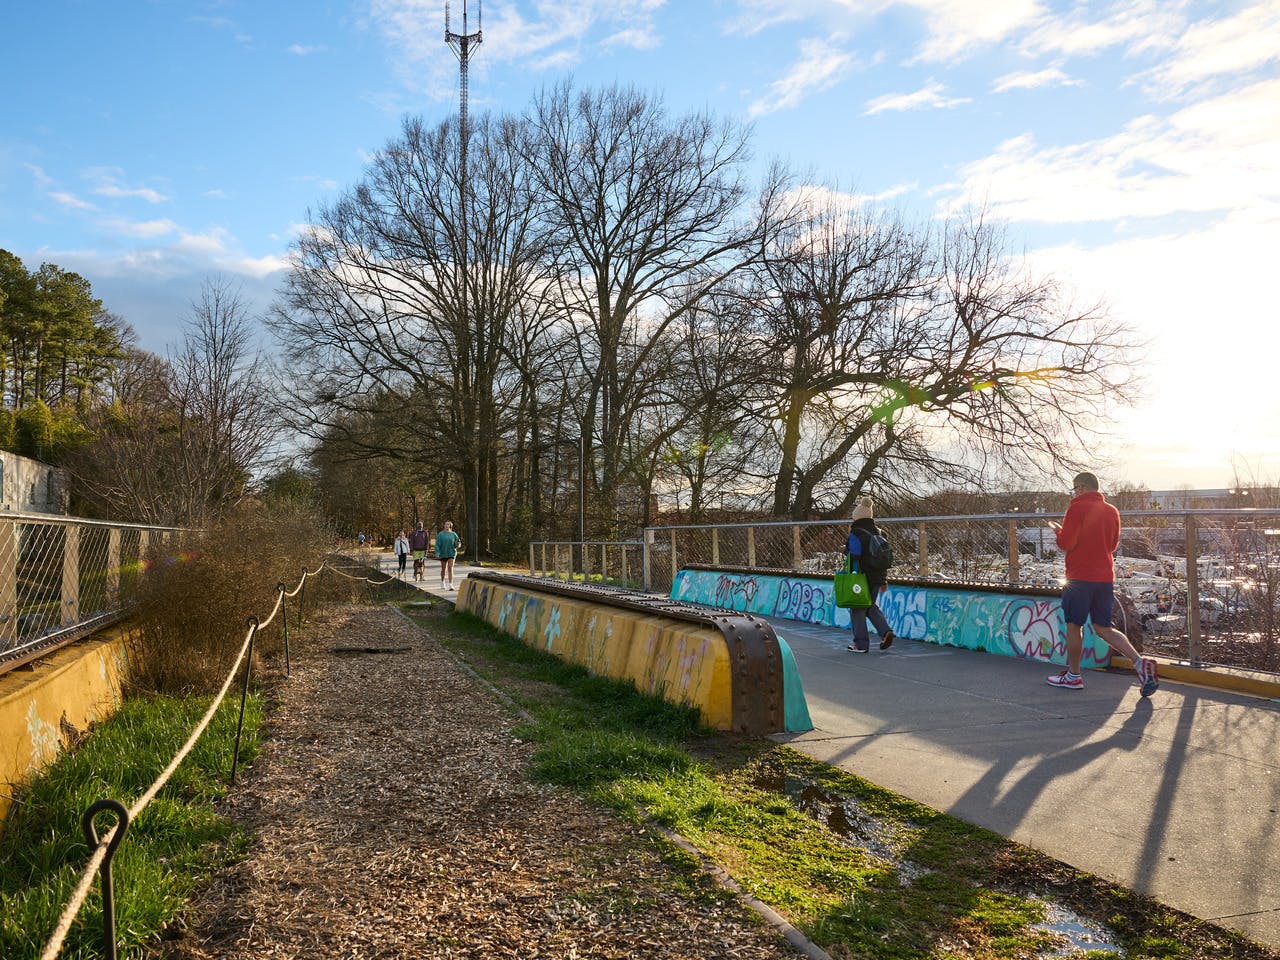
[1061,580,1114,628]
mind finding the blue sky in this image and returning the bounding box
[3,0,1278,490]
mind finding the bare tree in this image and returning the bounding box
[271,114,556,555]
[524,82,782,526]
[66,278,276,524]
[746,201,1141,518]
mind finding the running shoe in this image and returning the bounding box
[879,631,895,651]
[1046,670,1084,690]
[1137,657,1160,697]
[846,643,869,654]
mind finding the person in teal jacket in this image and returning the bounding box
[435,520,462,591]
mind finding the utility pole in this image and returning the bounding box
[446,1,482,558]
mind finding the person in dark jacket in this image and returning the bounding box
[846,496,896,654]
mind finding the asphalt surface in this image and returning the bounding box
[770,615,1280,948]
[365,554,1280,949]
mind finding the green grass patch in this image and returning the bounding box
[0,692,264,960]
[395,599,1279,960]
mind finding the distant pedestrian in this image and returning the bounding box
[358,531,366,549]
[435,521,462,591]
[393,530,410,577]
[1046,472,1159,695]
[408,522,430,581]
[845,497,896,654]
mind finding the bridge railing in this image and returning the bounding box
[632,509,1280,671]
[527,540,645,589]
[0,512,185,666]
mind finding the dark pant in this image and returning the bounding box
[397,553,408,573]
[849,603,892,650]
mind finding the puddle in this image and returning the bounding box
[756,767,1125,956]
[755,769,918,873]
[1029,898,1124,956]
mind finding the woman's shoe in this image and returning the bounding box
[879,631,895,650]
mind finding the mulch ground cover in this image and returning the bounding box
[157,603,800,959]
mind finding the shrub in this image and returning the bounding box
[125,500,335,694]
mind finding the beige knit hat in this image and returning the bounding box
[851,496,874,522]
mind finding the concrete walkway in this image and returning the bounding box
[769,616,1280,948]
[359,556,1280,948]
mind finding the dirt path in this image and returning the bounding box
[162,604,800,959]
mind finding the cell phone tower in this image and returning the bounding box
[445,0,483,558]
[445,1,482,142]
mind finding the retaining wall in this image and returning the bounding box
[457,575,812,733]
[672,567,1113,668]
[0,630,129,822]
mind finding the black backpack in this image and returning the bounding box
[861,531,895,573]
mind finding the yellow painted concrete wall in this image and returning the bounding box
[0,630,129,822]
[458,579,735,729]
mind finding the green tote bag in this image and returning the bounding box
[833,557,873,609]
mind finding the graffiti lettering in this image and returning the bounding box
[713,574,759,611]
[774,579,830,623]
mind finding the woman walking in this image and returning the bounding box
[846,497,896,654]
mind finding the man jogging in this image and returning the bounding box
[1046,472,1159,696]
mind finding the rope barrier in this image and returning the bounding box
[35,553,342,960]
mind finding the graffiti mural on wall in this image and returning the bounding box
[673,570,1111,668]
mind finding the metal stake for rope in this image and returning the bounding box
[230,617,257,785]
[278,583,291,677]
[82,799,130,960]
[297,568,308,628]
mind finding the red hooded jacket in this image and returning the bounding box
[1054,490,1120,582]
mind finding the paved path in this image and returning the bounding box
[769,616,1280,948]
[357,555,1280,948]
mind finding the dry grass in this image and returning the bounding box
[156,604,799,959]
[126,501,337,695]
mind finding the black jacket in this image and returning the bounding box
[848,518,887,590]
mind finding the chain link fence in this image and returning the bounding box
[607,510,1278,672]
[0,513,185,662]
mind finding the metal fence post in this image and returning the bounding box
[747,526,756,568]
[1007,519,1020,586]
[622,543,630,587]
[106,527,122,606]
[600,543,607,584]
[61,524,81,626]
[541,542,547,577]
[642,529,652,593]
[0,520,17,647]
[670,529,677,588]
[278,583,292,677]
[711,527,719,566]
[231,617,258,785]
[918,521,929,577]
[1186,514,1201,662]
[529,542,535,575]
[792,525,803,569]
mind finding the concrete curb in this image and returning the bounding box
[1111,655,1280,700]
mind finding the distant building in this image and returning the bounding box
[0,451,68,514]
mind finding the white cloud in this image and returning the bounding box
[992,64,1078,93]
[946,77,1280,224]
[368,0,668,101]
[205,189,229,199]
[24,163,53,188]
[100,217,180,239]
[1020,0,1182,59]
[287,43,328,56]
[909,0,1046,62]
[1139,1,1280,95]
[749,37,854,117]
[50,191,97,211]
[94,183,169,203]
[603,27,660,50]
[864,80,970,115]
